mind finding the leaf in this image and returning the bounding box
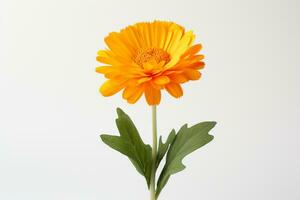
[156,129,176,169]
[100,108,152,188]
[156,121,216,198]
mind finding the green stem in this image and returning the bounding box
[150,105,157,200]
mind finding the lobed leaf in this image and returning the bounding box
[156,121,216,198]
[100,108,152,188]
[156,129,176,169]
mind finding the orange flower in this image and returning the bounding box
[96,21,205,105]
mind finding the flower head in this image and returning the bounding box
[96,21,205,105]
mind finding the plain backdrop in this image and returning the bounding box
[1,0,299,199]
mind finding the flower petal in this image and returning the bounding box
[95,66,114,74]
[105,33,134,59]
[165,31,195,69]
[170,31,195,57]
[181,44,202,58]
[165,82,183,98]
[137,77,152,84]
[127,86,144,104]
[145,85,161,105]
[188,61,205,70]
[169,73,188,83]
[153,76,170,85]
[184,69,202,80]
[99,80,126,97]
[122,85,141,99]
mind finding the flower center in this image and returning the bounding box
[134,47,170,66]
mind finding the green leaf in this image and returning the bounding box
[156,129,176,169]
[100,108,152,188]
[156,121,216,198]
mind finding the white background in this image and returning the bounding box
[1,0,299,199]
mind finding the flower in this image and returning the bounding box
[96,21,205,105]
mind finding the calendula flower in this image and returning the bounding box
[96,21,205,105]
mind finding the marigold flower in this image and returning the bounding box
[96,21,205,105]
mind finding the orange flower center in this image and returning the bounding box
[134,47,170,66]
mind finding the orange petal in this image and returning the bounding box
[158,24,167,49]
[96,56,114,65]
[143,62,155,71]
[145,85,161,105]
[190,54,205,61]
[153,76,170,85]
[137,77,152,84]
[96,50,122,65]
[188,61,205,70]
[95,66,113,74]
[169,74,188,83]
[127,86,144,104]
[165,82,183,98]
[120,26,141,49]
[181,44,202,58]
[164,70,183,75]
[99,80,125,97]
[104,72,120,79]
[122,86,139,99]
[104,33,133,58]
[184,69,202,80]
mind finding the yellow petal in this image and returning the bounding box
[153,76,170,85]
[163,27,174,50]
[165,82,183,98]
[170,31,195,57]
[165,31,195,69]
[99,80,125,97]
[166,29,183,53]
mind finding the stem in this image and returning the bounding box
[150,105,157,200]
